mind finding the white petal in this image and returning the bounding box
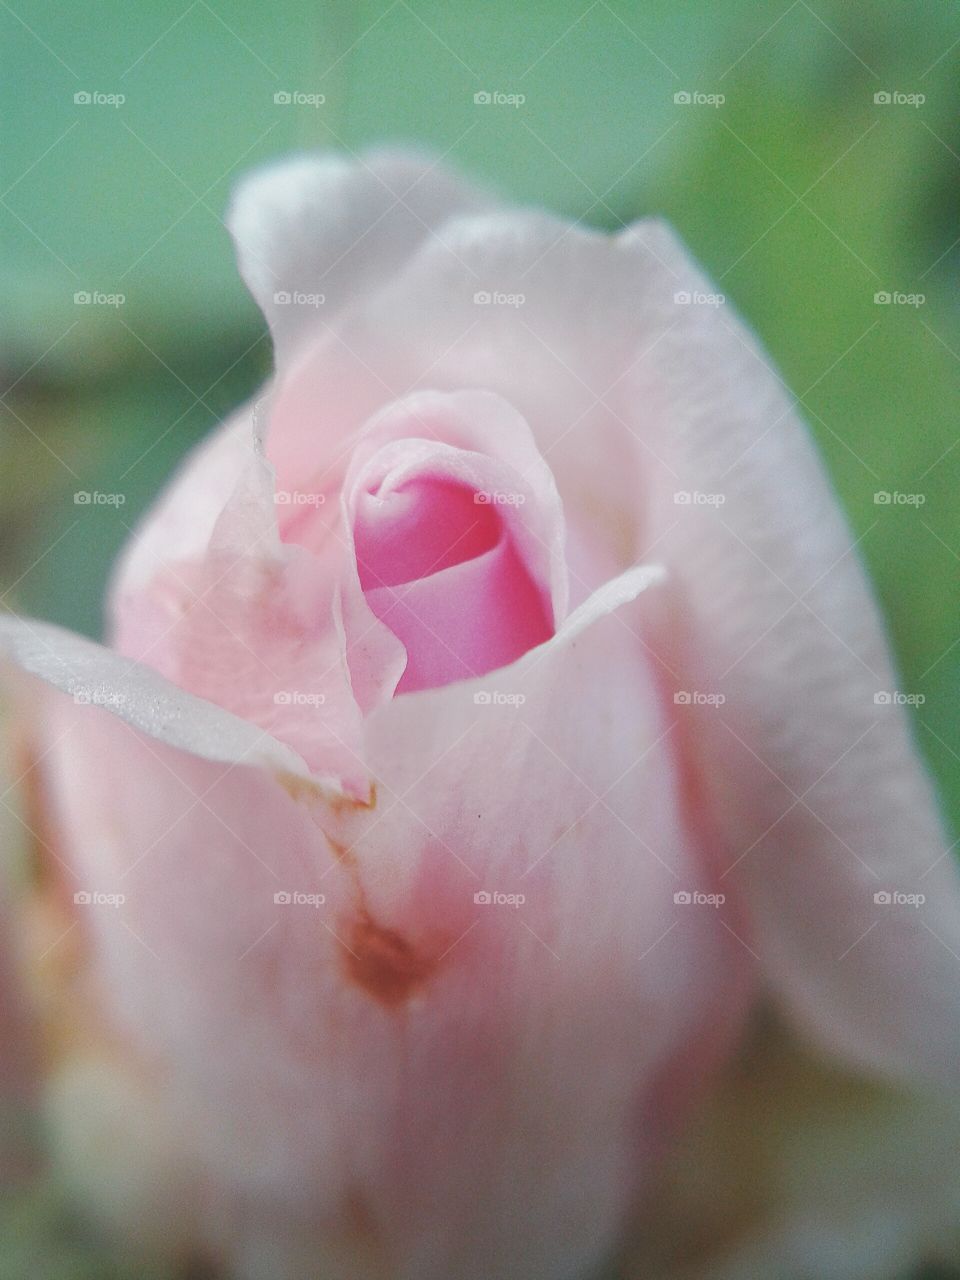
[226,149,492,363]
[0,614,310,781]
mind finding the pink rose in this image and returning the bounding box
[2,151,959,1280]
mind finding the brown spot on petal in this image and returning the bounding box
[326,836,358,871]
[330,781,377,814]
[10,737,152,1076]
[275,771,376,813]
[341,911,438,1008]
[274,770,325,806]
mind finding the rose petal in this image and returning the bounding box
[264,197,960,1086]
[227,149,492,363]
[108,404,256,617]
[107,400,369,795]
[333,389,568,708]
[0,614,311,781]
[17,566,749,1280]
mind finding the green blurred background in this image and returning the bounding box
[1,1,958,1270]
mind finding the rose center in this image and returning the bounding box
[353,477,500,590]
[351,471,553,694]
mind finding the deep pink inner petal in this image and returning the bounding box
[352,474,553,693]
[354,478,500,589]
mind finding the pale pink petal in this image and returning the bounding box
[273,205,960,1086]
[226,149,492,363]
[330,390,567,706]
[18,567,749,1280]
[108,404,256,617]
[0,614,311,780]
[107,402,367,795]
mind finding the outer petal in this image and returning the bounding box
[226,149,492,363]
[627,1014,960,1280]
[280,204,960,1087]
[107,400,368,796]
[108,404,255,613]
[0,614,311,781]
[16,568,748,1280]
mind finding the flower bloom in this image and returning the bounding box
[2,151,959,1280]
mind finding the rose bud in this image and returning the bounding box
[2,150,959,1280]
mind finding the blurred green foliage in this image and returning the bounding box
[1,5,959,1268]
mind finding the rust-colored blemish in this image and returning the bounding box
[333,1187,387,1272]
[8,737,134,1072]
[342,1186,379,1244]
[328,781,377,815]
[274,770,326,806]
[326,836,358,870]
[341,910,438,1008]
[274,771,377,813]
